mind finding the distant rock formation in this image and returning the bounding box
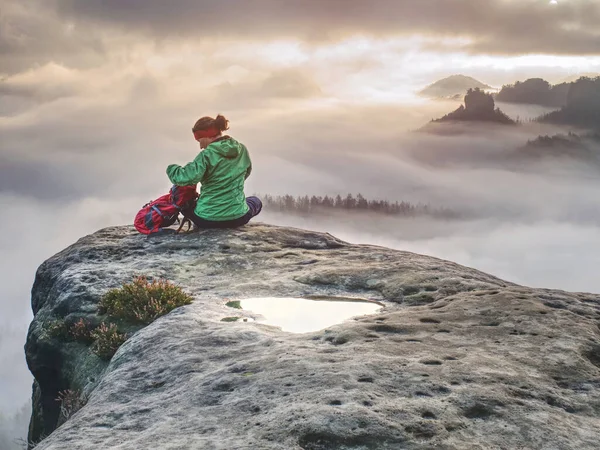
[430,88,516,125]
[26,224,600,449]
[515,132,600,163]
[496,78,569,108]
[560,73,600,84]
[419,75,492,99]
[537,77,600,130]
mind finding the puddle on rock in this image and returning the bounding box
[235,297,383,333]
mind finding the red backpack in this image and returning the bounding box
[134,185,199,235]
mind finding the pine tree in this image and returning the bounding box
[296,195,310,213]
[334,195,343,208]
[284,195,294,210]
[310,196,321,210]
[345,193,356,209]
[356,193,368,209]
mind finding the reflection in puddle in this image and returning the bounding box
[238,297,382,333]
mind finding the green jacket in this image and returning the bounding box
[167,136,252,221]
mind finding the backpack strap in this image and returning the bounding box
[151,205,165,217]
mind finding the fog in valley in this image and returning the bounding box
[2,0,600,446]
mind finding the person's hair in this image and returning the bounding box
[192,114,230,133]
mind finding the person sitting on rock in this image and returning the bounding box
[166,114,262,229]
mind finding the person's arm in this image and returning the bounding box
[167,151,209,186]
[244,147,252,180]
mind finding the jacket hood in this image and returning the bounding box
[209,136,242,159]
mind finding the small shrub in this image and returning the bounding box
[15,433,48,449]
[221,316,240,322]
[46,320,69,340]
[90,323,127,360]
[225,300,242,309]
[69,319,95,344]
[99,276,193,324]
[56,389,87,424]
[46,318,96,344]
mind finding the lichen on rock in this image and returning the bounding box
[25,224,600,449]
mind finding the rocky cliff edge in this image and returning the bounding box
[25,224,600,449]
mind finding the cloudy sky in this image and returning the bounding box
[1,0,600,441]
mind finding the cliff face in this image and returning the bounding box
[431,89,516,125]
[538,77,600,130]
[26,224,600,449]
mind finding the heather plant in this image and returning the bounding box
[69,319,95,344]
[90,323,128,360]
[55,389,88,425]
[98,276,193,324]
[46,319,95,344]
[15,434,48,450]
[48,277,193,362]
[46,320,69,340]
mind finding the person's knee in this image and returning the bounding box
[246,196,263,217]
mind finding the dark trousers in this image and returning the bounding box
[184,196,262,229]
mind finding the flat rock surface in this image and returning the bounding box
[26,224,600,449]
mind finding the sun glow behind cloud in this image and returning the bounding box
[3,29,600,110]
